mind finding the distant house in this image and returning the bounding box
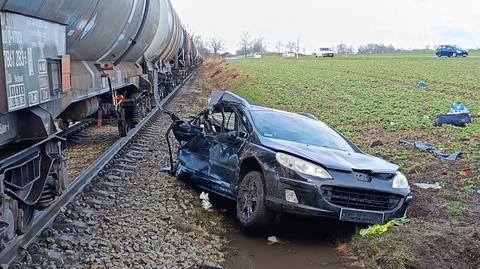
[221,52,233,58]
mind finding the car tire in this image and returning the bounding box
[236,171,271,229]
[436,53,441,57]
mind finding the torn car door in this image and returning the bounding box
[171,118,211,177]
[208,104,248,197]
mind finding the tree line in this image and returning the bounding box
[193,32,437,57]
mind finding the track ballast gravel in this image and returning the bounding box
[23,71,226,269]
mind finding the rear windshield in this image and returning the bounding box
[251,110,354,152]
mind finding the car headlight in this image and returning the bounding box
[392,171,409,188]
[275,152,332,179]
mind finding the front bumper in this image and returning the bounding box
[263,170,411,223]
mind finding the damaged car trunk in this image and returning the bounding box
[164,90,412,228]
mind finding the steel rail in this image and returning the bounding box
[0,72,195,267]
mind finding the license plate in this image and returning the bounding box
[339,208,384,224]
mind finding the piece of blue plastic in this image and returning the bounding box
[450,103,469,114]
[417,80,426,88]
[435,113,471,127]
[400,140,461,161]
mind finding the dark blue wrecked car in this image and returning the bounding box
[167,90,412,228]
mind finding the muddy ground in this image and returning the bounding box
[201,57,480,269]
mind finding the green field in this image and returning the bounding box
[225,55,480,268]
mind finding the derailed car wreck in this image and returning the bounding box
[166,90,412,228]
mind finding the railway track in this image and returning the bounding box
[1,73,195,269]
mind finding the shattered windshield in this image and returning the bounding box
[251,110,354,152]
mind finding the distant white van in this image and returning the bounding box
[282,51,296,58]
[254,53,262,58]
[317,47,335,57]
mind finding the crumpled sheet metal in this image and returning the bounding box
[400,140,461,161]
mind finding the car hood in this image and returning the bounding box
[259,137,399,174]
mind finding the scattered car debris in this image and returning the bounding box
[413,182,441,190]
[267,236,287,245]
[400,140,461,161]
[335,243,348,252]
[417,80,426,88]
[435,113,471,127]
[359,219,408,236]
[200,192,213,211]
[435,103,471,127]
[370,140,384,147]
[450,103,470,114]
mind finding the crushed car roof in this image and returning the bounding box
[208,89,262,107]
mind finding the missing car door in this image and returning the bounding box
[209,103,248,196]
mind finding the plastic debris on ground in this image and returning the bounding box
[434,103,471,127]
[400,140,461,161]
[335,242,348,252]
[199,191,213,211]
[450,103,470,114]
[413,182,441,190]
[417,80,426,88]
[359,219,409,237]
[267,236,288,245]
[370,140,383,147]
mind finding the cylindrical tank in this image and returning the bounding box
[0,0,183,64]
[144,0,184,64]
[60,97,100,121]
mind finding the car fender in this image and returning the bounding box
[235,142,279,193]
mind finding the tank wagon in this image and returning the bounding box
[0,0,202,246]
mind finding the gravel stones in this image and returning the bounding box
[23,72,226,268]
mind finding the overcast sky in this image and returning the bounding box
[172,0,480,53]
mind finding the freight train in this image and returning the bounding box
[0,0,202,247]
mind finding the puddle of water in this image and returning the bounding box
[212,196,356,269]
[226,229,347,269]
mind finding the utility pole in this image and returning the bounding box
[296,37,299,59]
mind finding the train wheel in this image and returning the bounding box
[56,157,69,193]
[118,118,130,137]
[117,107,130,137]
[0,198,16,248]
[145,96,152,112]
[14,200,34,235]
[58,119,70,130]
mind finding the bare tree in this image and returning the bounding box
[347,45,355,54]
[239,31,252,58]
[209,37,225,56]
[192,34,209,56]
[286,41,296,52]
[251,37,266,54]
[336,43,348,54]
[275,41,283,54]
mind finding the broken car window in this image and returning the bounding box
[251,110,354,152]
[207,105,224,133]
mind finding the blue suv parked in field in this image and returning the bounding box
[436,45,468,57]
